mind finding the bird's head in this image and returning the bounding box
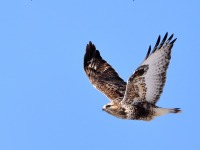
[102,102,127,119]
[102,102,118,112]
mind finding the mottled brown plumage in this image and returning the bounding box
[84,33,181,121]
[84,42,126,102]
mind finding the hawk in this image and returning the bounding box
[84,33,181,121]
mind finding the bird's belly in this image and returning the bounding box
[125,104,154,121]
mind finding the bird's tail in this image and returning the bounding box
[154,107,182,116]
[168,108,182,114]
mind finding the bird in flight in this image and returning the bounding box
[84,33,181,121]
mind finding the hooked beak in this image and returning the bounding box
[102,105,106,111]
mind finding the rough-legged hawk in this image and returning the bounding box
[84,33,181,121]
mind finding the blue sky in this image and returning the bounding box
[0,0,199,150]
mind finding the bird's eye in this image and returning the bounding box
[106,105,111,108]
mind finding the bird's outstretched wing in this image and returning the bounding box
[84,41,126,102]
[122,33,176,105]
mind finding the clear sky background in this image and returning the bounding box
[0,0,199,150]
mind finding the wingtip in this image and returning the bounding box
[158,35,161,42]
[86,41,96,52]
[145,45,151,60]
[84,41,96,68]
[88,41,93,46]
[144,32,177,61]
[86,41,95,51]
[84,41,102,68]
[168,33,174,41]
[158,32,168,48]
[152,35,161,53]
[164,32,168,40]
[148,45,151,51]
[170,38,177,44]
